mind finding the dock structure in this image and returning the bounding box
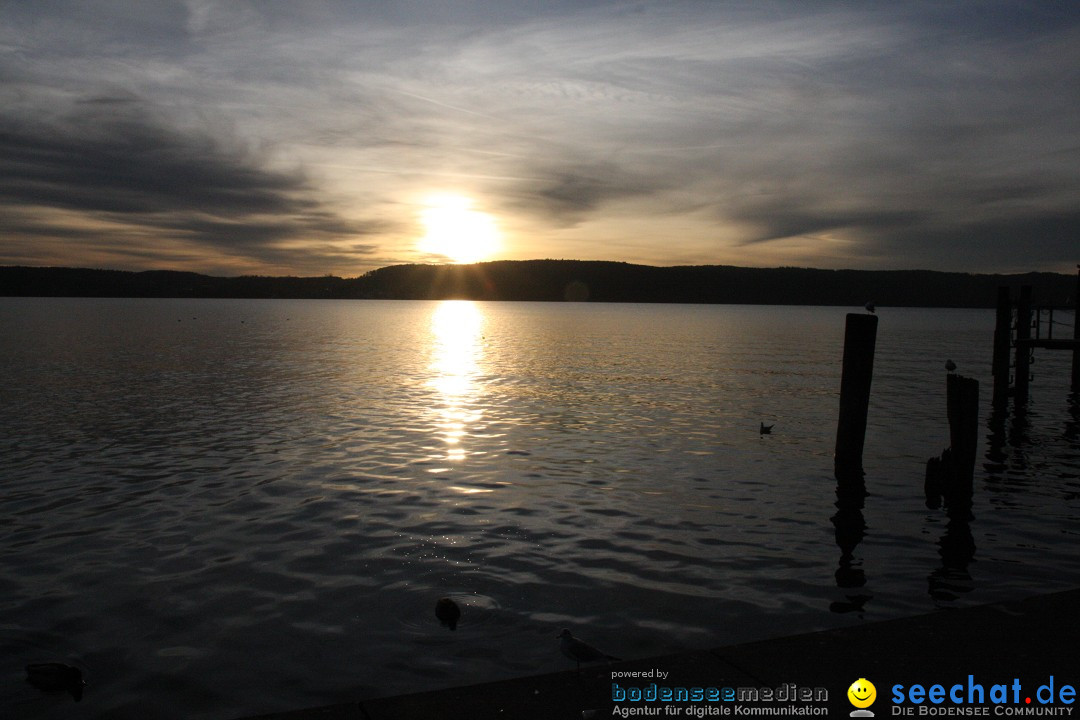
[992,266,1080,411]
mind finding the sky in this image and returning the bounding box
[1,1,1078,277]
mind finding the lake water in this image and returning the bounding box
[2,298,1078,719]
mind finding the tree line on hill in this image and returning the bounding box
[0,260,1074,308]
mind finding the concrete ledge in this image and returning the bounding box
[238,589,1080,720]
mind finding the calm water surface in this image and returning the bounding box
[1,298,1078,719]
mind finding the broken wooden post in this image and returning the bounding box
[925,375,979,514]
[946,374,980,498]
[834,313,877,486]
[992,286,1011,410]
[1014,285,1032,405]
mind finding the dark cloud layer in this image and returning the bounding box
[1,112,299,216]
[0,98,379,271]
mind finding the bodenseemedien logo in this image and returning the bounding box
[849,678,878,717]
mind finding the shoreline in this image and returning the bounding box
[236,588,1080,720]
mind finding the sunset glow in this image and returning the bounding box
[417,195,501,265]
[1,3,1077,275]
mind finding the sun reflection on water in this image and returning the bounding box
[429,301,484,461]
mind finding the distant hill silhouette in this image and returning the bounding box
[1,260,1075,308]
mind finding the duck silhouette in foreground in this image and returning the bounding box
[435,597,461,631]
[759,422,773,435]
[557,629,620,669]
[25,663,85,702]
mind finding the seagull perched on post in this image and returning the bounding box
[557,629,620,669]
[945,359,957,373]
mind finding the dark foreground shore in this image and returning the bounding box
[237,588,1080,719]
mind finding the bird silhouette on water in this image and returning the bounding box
[557,629,620,669]
[759,422,773,435]
[25,663,85,702]
[435,597,461,630]
[945,359,957,373]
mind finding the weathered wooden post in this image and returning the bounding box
[834,313,878,486]
[1014,285,1032,405]
[946,374,979,499]
[992,286,1011,410]
[925,375,979,514]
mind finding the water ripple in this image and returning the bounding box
[0,299,1077,718]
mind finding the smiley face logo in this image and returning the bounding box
[848,678,877,709]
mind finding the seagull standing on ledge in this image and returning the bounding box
[557,629,620,669]
[945,359,957,373]
[864,302,876,314]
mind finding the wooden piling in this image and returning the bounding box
[946,374,980,499]
[925,375,979,513]
[992,286,1011,409]
[834,313,878,484]
[1014,285,1032,405]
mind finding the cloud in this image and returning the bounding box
[492,158,672,228]
[0,94,381,271]
[730,201,926,248]
[1,112,297,216]
[866,210,1080,271]
[1,1,1078,274]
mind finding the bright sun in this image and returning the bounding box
[417,194,501,264]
